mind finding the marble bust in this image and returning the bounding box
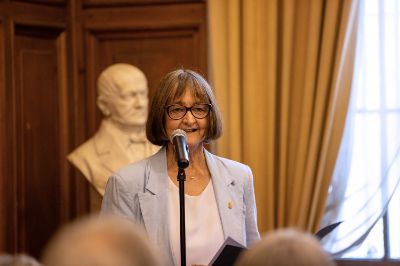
[67,63,159,210]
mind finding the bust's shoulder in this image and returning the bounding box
[67,137,97,162]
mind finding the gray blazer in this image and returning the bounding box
[101,146,260,265]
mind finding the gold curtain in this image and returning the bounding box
[208,0,359,233]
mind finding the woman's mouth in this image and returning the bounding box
[182,128,197,133]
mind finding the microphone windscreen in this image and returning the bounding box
[170,129,186,142]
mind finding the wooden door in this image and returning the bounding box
[0,1,71,258]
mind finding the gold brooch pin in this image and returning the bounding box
[228,200,232,209]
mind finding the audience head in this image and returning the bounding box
[146,68,223,146]
[41,215,161,266]
[97,63,149,128]
[235,228,336,266]
[0,253,42,266]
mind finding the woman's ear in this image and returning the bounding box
[97,97,111,117]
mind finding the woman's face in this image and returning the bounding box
[165,89,209,149]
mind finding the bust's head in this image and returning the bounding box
[97,63,149,128]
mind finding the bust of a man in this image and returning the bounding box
[67,63,159,208]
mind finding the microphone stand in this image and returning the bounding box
[177,167,186,266]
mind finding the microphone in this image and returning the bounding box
[170,129,189,169]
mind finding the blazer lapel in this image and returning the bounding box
[137,147,174,265]
[205,149,246,246]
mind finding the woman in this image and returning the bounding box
[101,69,260,266]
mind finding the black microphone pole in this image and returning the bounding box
[178,167,186,266]
[171,129,189,266]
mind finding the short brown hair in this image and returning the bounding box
[146,69,223,146]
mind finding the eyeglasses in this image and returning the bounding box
[165,103,212,120]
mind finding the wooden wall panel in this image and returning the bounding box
[1,2,66,27]
[11,0,66,5]
[0,18,6,253]
[82,0,201,8]
[85,28,206,131]
[10,25,70,258]
[0,10,20,255]
[82,2,207,136]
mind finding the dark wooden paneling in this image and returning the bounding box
[0,12,20,255]
[82,0,202,8]
[0,18,7,253]
[66,0,92,219]
[11,0,66,6]
[84,3,206,30]
[12,25,70,258]
[86,28,205,130]
[0,2,66,28]
[82,2,207,135]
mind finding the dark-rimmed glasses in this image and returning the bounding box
[165,103,212,120]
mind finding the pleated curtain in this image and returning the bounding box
[208,0,359,233]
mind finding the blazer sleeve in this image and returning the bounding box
[244,166,261,246]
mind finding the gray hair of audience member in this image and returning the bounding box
[235,228,337,266]
[0,253,42,266]
[97,63,147,100]
[41,215,161,266]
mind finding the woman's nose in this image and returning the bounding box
[182,109,196,123]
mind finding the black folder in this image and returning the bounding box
[207,222,342,266]
[208,236,246,266]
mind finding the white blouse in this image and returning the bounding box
[168,178,225,266]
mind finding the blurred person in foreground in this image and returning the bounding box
[0,253,42,266]
[101,69,260,266]
[235,228,337,266]
[41,215,161,266]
